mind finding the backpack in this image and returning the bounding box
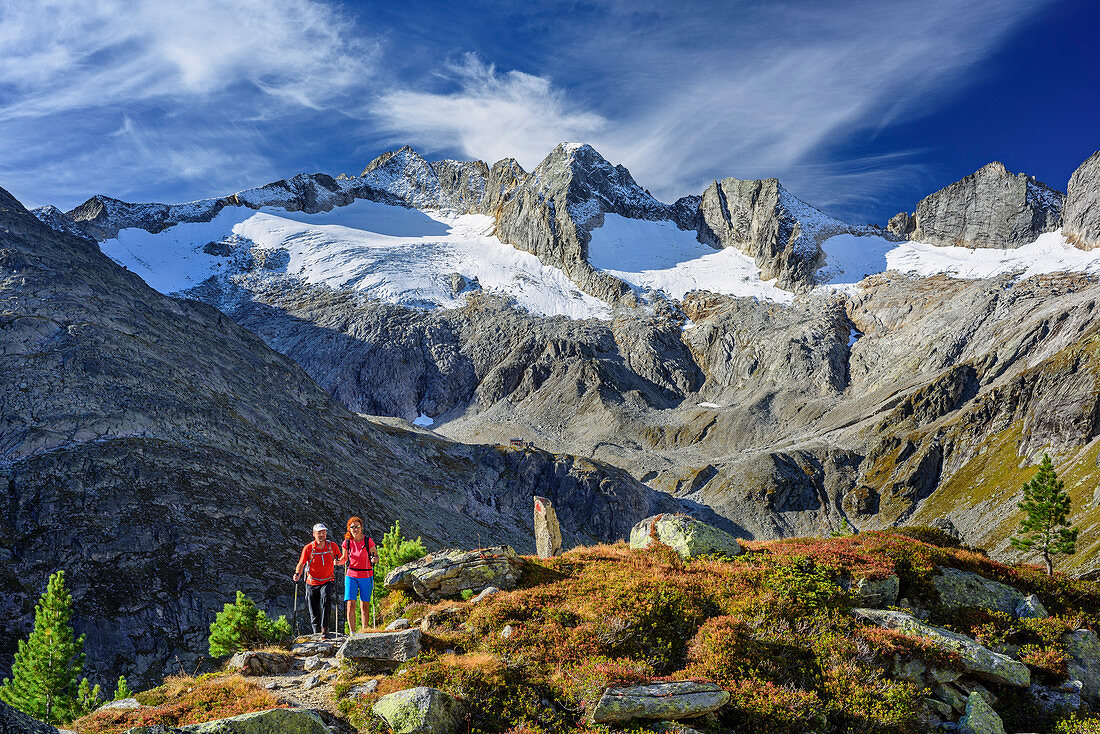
[306,540,339,583]
[343,536,375,572]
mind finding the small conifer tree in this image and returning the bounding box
[208,591,291,657]
[1010,453,1079,575]
[0,570,93,723]
[113,675,133,701]
[76,678,102,716]
[373,520,427,603]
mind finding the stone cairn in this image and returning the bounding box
[533,495,562,558]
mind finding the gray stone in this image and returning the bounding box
[589,681,729,723]
[934,683,969,713]
[629,514,742,559]
[96,698,141,711]
[386,618,411,631]
[534,495,563,558]
[469,587,499,604]
[227,651,292,676]
[384,547,525,601]
[852,574,900,607]
[347,679,380,698]
[892,656,927,684]
[302,655,323,672]
[1064,628,1100,706]
[1029,681,1083,716]
[958,692,1006,734]
[291,641,337,658]
[372,687,466,734]
[125,708,328,734]
[1064,151,1100,249]
[336,629,422,667]
[933,567,1026,615]
[1015,594,1049,619]
[924,697,954,718]
[500,625,513,639]
[301,674,322,690]
[852,608,1029,687]
[899,161,1063,249]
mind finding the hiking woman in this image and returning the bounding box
[293,523,342,638]
[340,516,378,633]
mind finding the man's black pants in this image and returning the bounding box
[307,580,334,633]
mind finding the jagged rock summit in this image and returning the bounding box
[1064,150,1100,249]
[887,161,1065,248]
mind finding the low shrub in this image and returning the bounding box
[895,525,963,549]
[722,679,826,734]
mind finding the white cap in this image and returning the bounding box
[312,523,328,532]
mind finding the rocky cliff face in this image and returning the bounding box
[687,178,858,291]
[0,185,693,688]
[1064,151,1100,250]
[887,162,1064,248]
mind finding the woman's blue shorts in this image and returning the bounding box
[344,575,374,602]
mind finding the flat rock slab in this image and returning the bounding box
[291,641,338,657]
[852,608,1029,688]
[337,628,421,666]
[589,681,730,723]
[629,515,741,560]
[373,687,466,734]
[385,547,524,601]
[124,708,328,734]
[228,651,292,676]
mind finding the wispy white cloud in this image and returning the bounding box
[371,0,1047,220]
[373,54,606,168]
[0,0,378,207]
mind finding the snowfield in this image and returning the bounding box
[101,200,612,319]
[587,215,795,303]
[818,231,1100,291]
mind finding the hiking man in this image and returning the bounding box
[293,523,343,638]
[340,516,378,632]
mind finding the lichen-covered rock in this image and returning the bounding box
[227,651,292,676]
[958,692,1006,734]
[125,708,328,734]
[629,515,741,559]
[336,629,421,666]
[96,698,141,711]
[932,567,1026,615]
[851,574,900,607]
[1064,151,1100,249]
[1064,628,1100,706]
[852,608,1029,687]
[588,681,729,723]
[900,162,1063,248]
[372,687,465,734]
[384,547,524,601]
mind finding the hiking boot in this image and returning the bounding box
[321,627,330,639]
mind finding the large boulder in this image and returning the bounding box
[932,567,1026,615]
[1064,151,1100,250]
[125,708,328,734]
[336,628,421,668]
[629,515,741,560]
[372,687,466,734]
[588,681,729,724]
[1064,628,1100,707]
[852,609,1030,687]
[958,692,1006,734]
[0,700,59,734]
[851,574,900,607]
[384,547,524,601]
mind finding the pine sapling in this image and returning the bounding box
[0,570,88,724]
[1010,453,1079,575]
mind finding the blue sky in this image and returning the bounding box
[1,0,1097,223]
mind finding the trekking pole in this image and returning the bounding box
[292,576,300,638]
